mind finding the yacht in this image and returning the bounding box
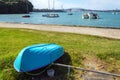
[42,0,59,18]
[82,13,89,19]
[46,13,59,18]
[82,12,99,19]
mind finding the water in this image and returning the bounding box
[0,12,120,28]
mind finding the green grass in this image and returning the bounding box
[0,28,120,80]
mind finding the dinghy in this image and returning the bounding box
[14,44,64,72]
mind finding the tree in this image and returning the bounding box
[0,0,33,14]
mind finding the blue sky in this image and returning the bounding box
[29,0,120,10]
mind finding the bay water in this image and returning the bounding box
[0,12,120,28]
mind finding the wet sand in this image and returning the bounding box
[0,22,120,39]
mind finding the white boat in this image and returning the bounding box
[42,13,59,18]
[82,13,89,19]
[42,0,59,18]
[112,12,118,15]
[82,12,99,19]
[46,13,59,18]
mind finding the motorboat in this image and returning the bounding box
[22,15,30,18]
[68,13,73,15]
[42,13,59,18]
[82,13,89,19]
[47,13,59,18]
[42,14,49,17]
[82,12,99,19]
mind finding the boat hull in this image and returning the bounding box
[14,44,64,72]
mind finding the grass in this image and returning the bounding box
[0,28,120,80]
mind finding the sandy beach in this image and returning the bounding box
[0,22,120,39]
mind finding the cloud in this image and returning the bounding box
[29,0,120,10]
[80,0,120,10]
[29,0,48,9]
[29,0,62,9]
[63,0,120,10]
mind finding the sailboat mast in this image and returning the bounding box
[53,0,54,10]
[26,1,29,13]
[48,0,50,10]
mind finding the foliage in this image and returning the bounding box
[0,0,33,14]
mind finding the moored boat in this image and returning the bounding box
[82,13,89,19]
[42,13,59,18]
[68,13,73,15]
[112,12,118,15]
[22,1,30,18]
[42,14,49,17]
[82,12,99,19]
[42,0,60,18]
[46,13,59,18]
[14,44,64,72]
[22,15,30,18]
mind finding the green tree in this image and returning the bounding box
[0,0,33,14]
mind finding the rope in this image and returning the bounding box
[25,63,53,76]
[54,63,120,78]
[67,65,70,78]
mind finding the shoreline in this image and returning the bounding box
[5,22,120,29]
[0,22,120,39]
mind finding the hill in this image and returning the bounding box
[0,0,33,14]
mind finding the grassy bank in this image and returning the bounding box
[0,28,120,80]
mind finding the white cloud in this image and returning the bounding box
[79,0,120,10]
[29,0,120,10]
[29,0,62,9]
[29,0,48,9]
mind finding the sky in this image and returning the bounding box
[29,0,120,10]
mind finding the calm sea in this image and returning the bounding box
[0,12,120,28]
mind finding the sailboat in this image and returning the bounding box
[112,12,118,15]
[22,1,30,18]
[42,0,59,18]
[68,9,73,15]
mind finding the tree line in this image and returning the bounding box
[0,0,33,14]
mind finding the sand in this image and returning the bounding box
[0,22,120,39]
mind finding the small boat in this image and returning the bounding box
[46,13,59,18]
[82,13,89,19]
[67,9,73,15]
[14,44,64,72]
[68,13,73,15]
[22,1,30,18]
[22,15,30,18]
[112,12,118,15]
[42,13,59,18]
[42,14,49,17]
[82,12,99,19]
[42,0,59,18]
